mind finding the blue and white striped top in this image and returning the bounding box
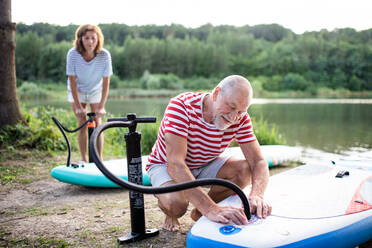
[66,47,113,95]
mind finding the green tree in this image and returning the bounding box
[38,41,70,82]
[15,32,43,80]
[282,73,309,91]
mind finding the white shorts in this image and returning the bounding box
[147,155,231,187]
[67,91,101,104]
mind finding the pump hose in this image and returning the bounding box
[52,115,94,167]
[52,116,93,134]
[89,120,251,220]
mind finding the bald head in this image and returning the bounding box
[216,75,253,105]
[207,75,253,130]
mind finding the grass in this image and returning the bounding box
[21,206,50,217]
[0,236,71,248]
[0,225,71,248]
[105,226,123,234]
[1,203,74,220]
[252,116,285,145]
[0,148,62,185]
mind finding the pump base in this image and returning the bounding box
[117,228,159,244]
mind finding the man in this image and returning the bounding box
[146,75,272,231]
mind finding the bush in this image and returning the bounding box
[252,116,285,145]
[139,121,160,155]
[38,42,70,82]
[109,74,121,89]
[17,82,50,100]
[249,76,267,97]
[157,74,183,90]
[282,73,309,91]
[140,71,183,90]
[262,75,283,91]
[347,75,363,91]
[147,75,161,89]
[184,77,217,90]
[0,106,70,151]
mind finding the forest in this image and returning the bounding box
[14,22,372,92]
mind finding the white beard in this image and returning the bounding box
[213,114,233,130]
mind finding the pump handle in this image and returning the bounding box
[108,117,156,123]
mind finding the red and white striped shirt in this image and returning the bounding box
[146,92,256,170]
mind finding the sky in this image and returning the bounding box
[12,0,372,34]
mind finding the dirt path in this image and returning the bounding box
[0,173,199,248]
[0,150,197,248]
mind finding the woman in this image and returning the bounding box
[66,24,113,164]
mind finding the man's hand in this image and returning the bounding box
[248,195,271,218]
[204,205,249,225]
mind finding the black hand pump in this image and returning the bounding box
[52,112,96,167]
[89,113,251,244]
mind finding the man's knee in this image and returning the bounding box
[220,158,251,187]
[158,193,188,217]
[234,159,251,186]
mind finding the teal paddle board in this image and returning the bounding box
[51,145,302,187]
[51,157,151,187]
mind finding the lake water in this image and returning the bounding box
[26,97,372,155]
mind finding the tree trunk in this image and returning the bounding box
[0,0,25,127]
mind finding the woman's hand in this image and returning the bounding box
[95,106,106,118]
[75,106,87,118]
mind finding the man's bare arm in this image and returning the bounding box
[240,140,272,218]
[165,132,248,225]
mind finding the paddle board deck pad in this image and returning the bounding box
[51,157,151,187]
[187,163,372,247]
[51,145,302,187]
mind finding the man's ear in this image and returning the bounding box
[212,86,220,101]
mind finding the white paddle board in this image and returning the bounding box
[187,162,372,247]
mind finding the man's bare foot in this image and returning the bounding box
[190,208,202,222]
[163,215,180,232]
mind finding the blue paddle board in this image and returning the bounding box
[51,145,302,188]
[187,162,372,247]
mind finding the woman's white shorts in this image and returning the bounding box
[67,91,101,104]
